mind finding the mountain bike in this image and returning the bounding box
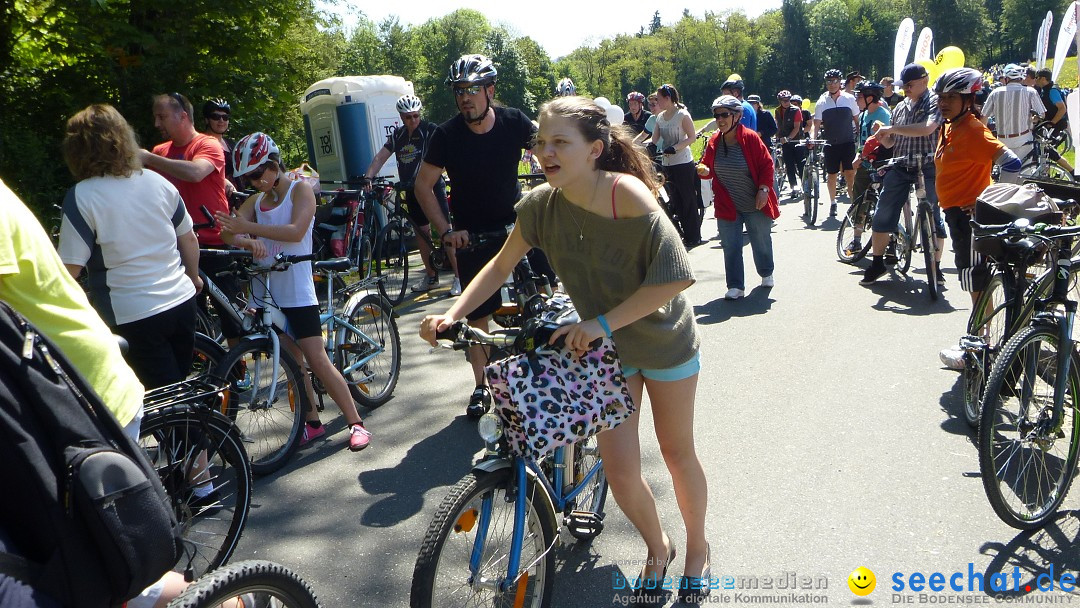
[772,143,787,198]
[836,160,887,264]
[411,318,608,608]
[977,219,1080,529]
[887,155,941,300]
[797,140,827,226]
[166,560,320,608]
[1020,127,1077,183]
[198,250,310,476]
[140,378,252,579]
[212,253,399,474]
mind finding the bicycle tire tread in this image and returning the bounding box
[166,560,320,608]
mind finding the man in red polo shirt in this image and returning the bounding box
[138,92,229,245]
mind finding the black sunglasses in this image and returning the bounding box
[208,113,229,121]
[249,162,274,182]
[714,112,735,120]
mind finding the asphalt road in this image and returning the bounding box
[230,188,1080,607]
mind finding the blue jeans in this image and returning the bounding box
[718,210,775,290]
[871,162,946,236]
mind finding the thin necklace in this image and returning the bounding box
[567,171,603,241]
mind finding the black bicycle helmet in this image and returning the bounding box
[202,98,231,118]
[446,54,498,86]
[824,68,843,80]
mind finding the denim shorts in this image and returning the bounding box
[622,352,701,381]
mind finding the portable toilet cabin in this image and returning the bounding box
[300,76,414,188]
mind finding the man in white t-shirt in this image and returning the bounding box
[981,63,1046,160]
[813,68,861,215]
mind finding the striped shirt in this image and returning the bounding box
[982,83,1046,139]
[712,141,758,213]
[891,90,942,168]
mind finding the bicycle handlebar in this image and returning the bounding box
[971,219,1080,240]
[199,248,253,259]
[192,205,216,231]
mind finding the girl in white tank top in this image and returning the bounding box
[216,144,372,452]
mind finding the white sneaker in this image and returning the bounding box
[450,277,463,296]
[411,274,438,293]
[761,275,775,288]
[724,288,745,300]
[939,346,966,371]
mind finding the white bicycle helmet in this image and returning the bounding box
[934,68,983,95]
[711,95,743,112]
[232,132,279,177]
[395,94,423,114]
[1002,63,1025,82]
[556,78,576,97]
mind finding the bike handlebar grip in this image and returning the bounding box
[436,320,466,342]
[279,253,320,264]
[198,248,253,258]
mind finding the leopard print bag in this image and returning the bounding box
[485,338,636,461]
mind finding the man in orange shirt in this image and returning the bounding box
[933,68,1021,369]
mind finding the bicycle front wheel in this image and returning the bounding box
[978,324,1080,529]
[139,406,252,578]
[411,468,556,608]
[919,210,939,301]
[376,218,410,307]
[342,294,401,407]
[836,194,872,264]
[802,163,816,226]
[212,337,308,475]
[566,435,608,543]
[166,560,320,608]
[963,274,1007,428]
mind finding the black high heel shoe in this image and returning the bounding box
[633,543,677,604]
[677,544,712,604]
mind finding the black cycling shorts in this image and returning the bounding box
[455,232,508,322]
[279,305,323,340]
[406,182,449,229]
[824,141,856,174]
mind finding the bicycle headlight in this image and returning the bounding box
[478,413,502,443]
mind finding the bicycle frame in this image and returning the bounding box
[315,273,386,382]
[471,445,605,592]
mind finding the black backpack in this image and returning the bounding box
[0,300,183,607]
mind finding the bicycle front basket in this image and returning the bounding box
[484,339,635,462]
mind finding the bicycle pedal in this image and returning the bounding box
[564,510,605,536]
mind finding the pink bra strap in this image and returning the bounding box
[611,175,623,219]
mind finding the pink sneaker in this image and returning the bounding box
[299,423,326,446]
[349,423,372,451]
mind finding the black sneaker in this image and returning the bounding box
[466,386,491,419]
[936,268,946,284]
[829,204,837,218]
[843,240,862,257]
[860,262,887,285]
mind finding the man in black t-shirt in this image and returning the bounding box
[364,94,458,294]
[414,53,538,418]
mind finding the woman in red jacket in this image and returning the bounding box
[698,95,780,300]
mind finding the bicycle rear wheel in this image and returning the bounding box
[978,324,1080,529]
[802,162,817,226]
[919,209,939,301]
[212,337,308,475]
[166,560,320,608]
[342,294,401,407]
[376,218,410,307]
[836,191,874,264]
[963,274,1007,428]
[410,468,556,608]
[139,406,251,578]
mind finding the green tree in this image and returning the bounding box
[1002,0,1070,64]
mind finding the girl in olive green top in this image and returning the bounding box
[421,96,709,602]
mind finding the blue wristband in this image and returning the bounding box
[596,314,613,338]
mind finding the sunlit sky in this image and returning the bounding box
[319,1,784,59]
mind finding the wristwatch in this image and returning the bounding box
[442,228,454,238]
[758,186,770,193]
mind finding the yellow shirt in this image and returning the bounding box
[0,180,143,426]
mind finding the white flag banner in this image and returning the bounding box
[915,27,934,61]
[894,18,915,82]
[1037,11,1053,69]
[1053,2,1078,82]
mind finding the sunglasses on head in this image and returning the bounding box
[453,85,484,97]
[209,113,229,121]
[167,92,188,113]
[714,111,735,120]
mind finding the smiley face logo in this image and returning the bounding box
[848,567,876,596]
